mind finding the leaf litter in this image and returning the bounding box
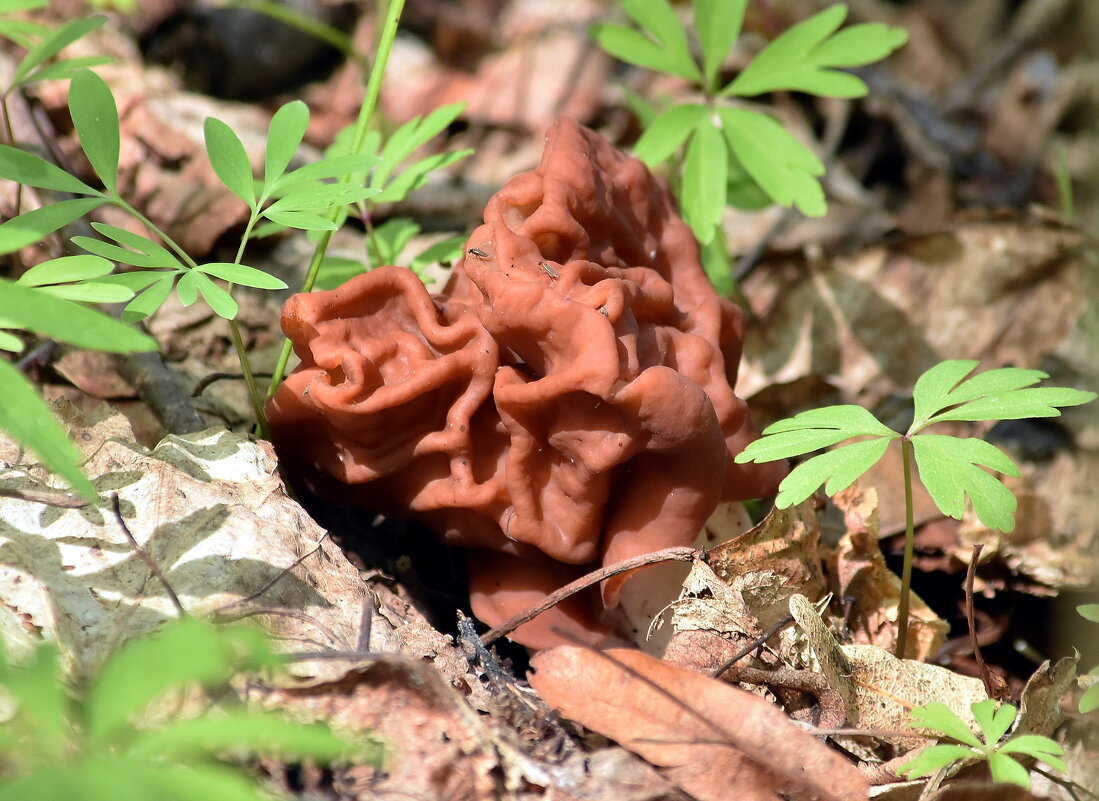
[2,1,1099,799]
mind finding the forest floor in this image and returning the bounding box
[1,1,1097,800]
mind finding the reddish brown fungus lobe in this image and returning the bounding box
[267,118,784,649]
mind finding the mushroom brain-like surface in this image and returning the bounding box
[267,118,784,648]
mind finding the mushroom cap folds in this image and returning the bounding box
[267,118,784,648]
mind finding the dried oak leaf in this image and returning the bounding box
[267,118,783,648]
[529,646,868,801]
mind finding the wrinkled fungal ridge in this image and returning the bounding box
[267,118,782,648]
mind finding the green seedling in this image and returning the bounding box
[1078,604,1099,714]
[735,359,1095,655]
[0,1,418,489]
[896,699,1065,789]
[0,616,376,801]
[591,0,907,290]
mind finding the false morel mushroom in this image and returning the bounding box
[267,118,784,648]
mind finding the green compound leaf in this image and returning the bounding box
[175,269,201,306]
[119,274,177,322]
[204,117,256,209]
[123,761,275,801]
[725,3,907,98]
[694,0,746,92]
[1079,682,1099,714]
[373,103,467,190]
[895,743,977,779]
[372,149,471,205]
[0,279,156,352]
[195,262,287,290]
[86,617,274,742]
[411,233,465,274]
[273,152,379,191]
[89,222,181,269]
[72,235,170,270]
[772,438,890,508]
[16,254,134,303]
[590,0,700,83]
[17,255,114,286]
[10,15,105,87]
[0,331,25,352]
[998,735,1067,772]
[368,217,420,267]
[127,711,369,763]
[190,272,238,320]
[1079,604,1099,624]
[0,143,99,194]
[971,698,1015,746]
[68,69,120,195]
[0,197,106,255]
[988,752,1031,787]
[681,118,727,245]
[911,359,1096,432]
[736,404,897,463]
[265,183,376,214]
[0,360,98,501]
[31,282,134,303]
[263,100,309,189]
[632,103,706,167]
[907,701,982,748]
[717,106,826,216]
[18,54,112,85]
[911,434,1020,532]
[261,209,337,231]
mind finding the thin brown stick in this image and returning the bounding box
[0,486,88,508]
[213,532,330,613]
[479,546,700,646]
[965,543,997,698]
[109,492,186,616]
[709,613,794,679]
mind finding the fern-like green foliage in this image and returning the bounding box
[735,360,1096,533]
[0,617,378,801]
[896,700,1065,788]
[591,1,907,250]
[1078,604,1099,714]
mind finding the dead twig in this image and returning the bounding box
[708,613,794,679]
[479,546,700,646]
[192,371,274,397]
[965,543,1007,699]
[109,492,186,616]
[0,485,88,508]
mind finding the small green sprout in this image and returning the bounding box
[896,700,1066,789]
[735,359,1096,654]
[0,617,377,801]
[1078,604,1099,714]
[591,1,907,290]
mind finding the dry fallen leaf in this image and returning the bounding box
[529,645,869,801]
[830,485,949,661]
[789,594,986,747]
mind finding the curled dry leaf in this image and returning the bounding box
[830,485,949,661]
[789,594,987,747]
[528,646,868,801]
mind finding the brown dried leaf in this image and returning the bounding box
[529,646,869,801]
[830,485,949,661]
[789,595,986,746]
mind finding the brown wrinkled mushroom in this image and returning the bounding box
[267,118,785,649]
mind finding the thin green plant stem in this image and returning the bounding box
[896,436,916,658]
[113,197,200,269]
[1,93,25,217]
[228,211,268,436]
[267,0,406,399]
[116,196,269,433]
